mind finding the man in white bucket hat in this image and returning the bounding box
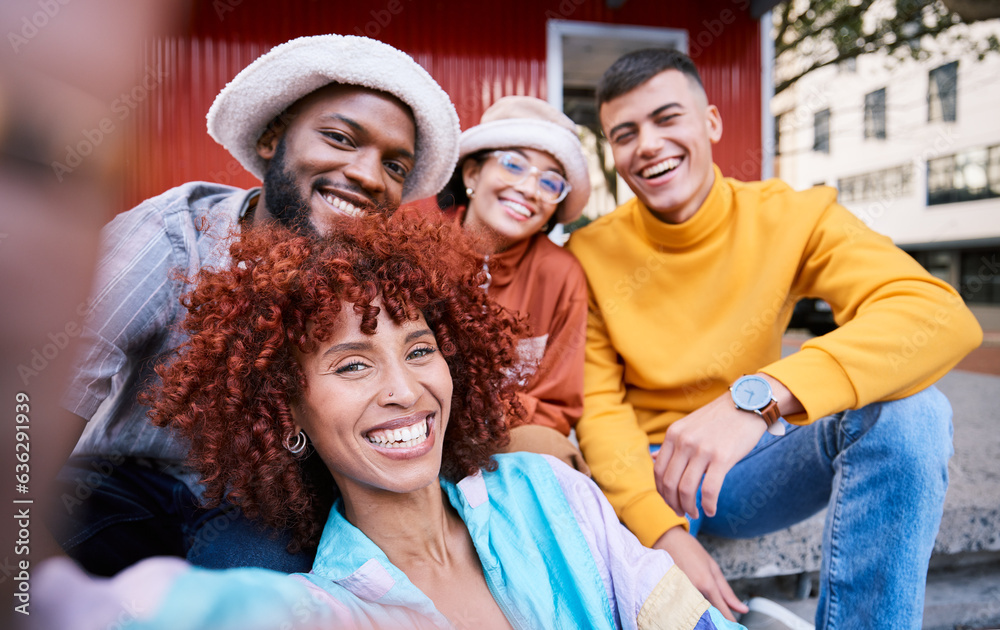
[52,34,460,577]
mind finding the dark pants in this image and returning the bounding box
[49,456,314,576]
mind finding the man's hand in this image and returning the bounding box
[653,393,766,519]
[502,424,591,476]
[654,527,748,621]
[653,374,802,519]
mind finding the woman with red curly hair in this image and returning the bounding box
[146,211,523,557]
[35,212,743,630]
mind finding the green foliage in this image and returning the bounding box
[773,0,1000,94]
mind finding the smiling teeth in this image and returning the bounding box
[641,157,681,179]
[323,193,363,217]
[366,419,429,449]
[499,200,531,218]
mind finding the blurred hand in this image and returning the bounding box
[654,527,748,621]
[502,424,591,477]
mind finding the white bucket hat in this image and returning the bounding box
[207,34,460,203]
[458,96,590,224]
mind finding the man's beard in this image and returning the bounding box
[261,136,400,233]
[261,136,314,234]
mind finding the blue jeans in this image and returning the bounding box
[685,387,952,629]
[50,457,314,576]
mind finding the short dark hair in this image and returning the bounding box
[436,149,491,210]
[596,48,704,109]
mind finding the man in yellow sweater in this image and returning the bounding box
[566,48,983,628]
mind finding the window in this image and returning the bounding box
[837,164,913,203]
[960,248,1000,304]
[774,113,782,156]
[928,61,958,122]
[864,88,886,139]
[813,109,830,153]
[927,144,1000,205]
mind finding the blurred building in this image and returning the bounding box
[773,19,1000,330]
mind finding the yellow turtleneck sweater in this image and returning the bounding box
[566,166,983,546]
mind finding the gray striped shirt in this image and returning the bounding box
[65,182,259,468]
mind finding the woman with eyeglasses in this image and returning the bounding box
[429,96,592,475]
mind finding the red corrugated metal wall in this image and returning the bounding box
[118,0,761,211]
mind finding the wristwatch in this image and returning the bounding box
[730,375,785,436]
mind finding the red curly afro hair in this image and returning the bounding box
[144,212,526,553]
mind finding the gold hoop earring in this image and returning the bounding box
[284,430,307,454]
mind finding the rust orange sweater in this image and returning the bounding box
[404,198,587,435]
[487,233,587,435]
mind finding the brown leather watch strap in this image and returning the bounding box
[759,400,781,425]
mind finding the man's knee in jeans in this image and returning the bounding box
[849,385,953,488]
[50,458,314,574]
[48,457,191,576]
[187,505,314,573]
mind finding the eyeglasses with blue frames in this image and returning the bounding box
[489,150,571,204]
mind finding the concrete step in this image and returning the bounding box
[727,556,1000,629]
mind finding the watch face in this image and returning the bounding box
[732,376,772,411]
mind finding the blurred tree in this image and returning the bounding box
[773,0,1000,95]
